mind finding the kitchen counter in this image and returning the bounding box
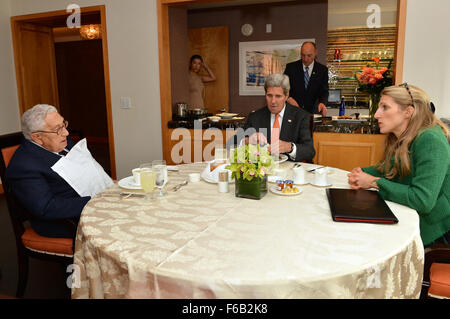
[168,118,247,130]
[313,116,380,134]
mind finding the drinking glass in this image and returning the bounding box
[139,163,156,201]
[214,147,227,161]
[152,160,168,197]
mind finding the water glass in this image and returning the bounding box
[139,163,155,201]
[152,160,168,197]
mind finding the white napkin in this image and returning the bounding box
[201,162,233,182]
[51,138,114,197]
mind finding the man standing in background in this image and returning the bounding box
[284,41,329,116]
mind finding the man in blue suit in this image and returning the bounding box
[231,74,315,162]
[284,41,329,116]
[5,104,91,238]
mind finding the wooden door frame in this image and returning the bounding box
[157,0,407,162]
[10,5,116,179]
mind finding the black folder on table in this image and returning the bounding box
[326,188,398,224]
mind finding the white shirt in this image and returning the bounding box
[30,139,69,156]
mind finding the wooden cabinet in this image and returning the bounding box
[313,132,387,171]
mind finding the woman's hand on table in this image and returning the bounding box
[347,167,380,190]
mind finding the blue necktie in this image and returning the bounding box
[304,66,310,89]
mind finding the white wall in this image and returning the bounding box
[403,0,450,119]
[328,0,397,29]
[0,0,20,135]
[8,0,163,178]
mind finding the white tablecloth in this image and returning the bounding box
[72,162,424,298]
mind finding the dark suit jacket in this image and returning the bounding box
[231,103,315,162]
[284,60,329,114]
[5,138,91,238]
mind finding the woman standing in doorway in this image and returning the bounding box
[188,54,216,109]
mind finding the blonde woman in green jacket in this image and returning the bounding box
[348,83,449,247]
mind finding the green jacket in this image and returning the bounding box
[362,125,450,246]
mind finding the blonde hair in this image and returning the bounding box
[378,84,449,179]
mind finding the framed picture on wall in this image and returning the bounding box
[239,39,315,96]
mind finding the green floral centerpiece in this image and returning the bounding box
[226,144,274,200]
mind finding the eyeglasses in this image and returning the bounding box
[400,82,414,107]
[34,120,69,135]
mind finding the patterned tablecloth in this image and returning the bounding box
[72,162,424,299]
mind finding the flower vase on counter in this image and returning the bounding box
[354,56,393,133]
[368,92,381,127]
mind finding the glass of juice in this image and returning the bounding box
[140,163,156,201]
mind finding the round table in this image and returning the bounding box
[72,162,424,299]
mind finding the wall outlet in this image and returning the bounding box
[120,97,132,109]
[266,24,272,33]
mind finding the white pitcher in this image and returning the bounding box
[314,167,329,186]
[293,166,306,184]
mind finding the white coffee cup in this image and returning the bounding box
[189,173,200,183]
[314,167,329,186]
[293,166,305,184]
[132,168,141,185]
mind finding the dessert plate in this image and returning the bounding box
[118,176,142,190]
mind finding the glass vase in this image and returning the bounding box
[235,176,267,200]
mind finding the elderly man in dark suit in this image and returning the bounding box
[5,104,91,238]
[284,41,329,116]
[233,73,315,162]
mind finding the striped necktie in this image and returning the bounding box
[304,66,310,89]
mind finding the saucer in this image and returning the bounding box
[310,181,333,188]
[118,176,142,190]
[294,180,308,186]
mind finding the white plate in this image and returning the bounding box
[217,112,238,119]
[273,154,288,164]
[118,176,142,190]
[310,182,333,188]
[306,166,334,174]
[268,175,309,185]
[201,170,235,184]
[269,185,302,196]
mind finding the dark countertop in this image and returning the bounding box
[314,117,380,134]
[168,118,246,129]
[168,115,380,134]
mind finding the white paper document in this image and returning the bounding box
[51,138,114,197]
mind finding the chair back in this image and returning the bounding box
[0,132,32,239]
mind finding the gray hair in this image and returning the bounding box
[21,104,58,140]
[264,73,290,95]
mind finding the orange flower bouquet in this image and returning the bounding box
[355,57,393,124]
